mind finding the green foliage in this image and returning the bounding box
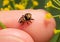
[0,0,3,8]
[50,33,60,42]
[0,22,6,29]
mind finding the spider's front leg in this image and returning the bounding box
[26,20,32,24]
[20,22,25,25]
[29,20,32,23]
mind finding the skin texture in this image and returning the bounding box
[0,28,34,42]
[0,9,56,42]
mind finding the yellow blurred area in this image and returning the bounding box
[45,12,53,20]
[3,0,9,6]
[54,29,60,34]
[45,1,52,8]
[0,8,10,11]
[15,4,25,10]
[32,0,38,6]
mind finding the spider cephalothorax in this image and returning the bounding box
[18,13,34,24]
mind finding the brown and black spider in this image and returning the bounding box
[18,13,34,25]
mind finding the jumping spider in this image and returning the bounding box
[18,13,34,25]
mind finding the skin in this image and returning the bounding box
[0,28,34,42]
[0,9,56,42]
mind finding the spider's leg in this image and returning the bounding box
[27,21,29,24]
[31,18,34,20]
[21,22,25,25]
[29,20,32,23]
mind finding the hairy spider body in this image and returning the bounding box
[18,13,34,24]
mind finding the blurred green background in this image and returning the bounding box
[0,0,60,30]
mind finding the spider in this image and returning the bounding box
[18,13,34,25]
